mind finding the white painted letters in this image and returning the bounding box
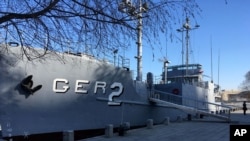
[53,78,124,105]
[53,79,123,96]
[108,82,124,106]
[75,80,90,94]
[53,79,70,93]
[94,81,106,94]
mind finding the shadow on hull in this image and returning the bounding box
[2,125,146,141]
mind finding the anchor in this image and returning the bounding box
[20,75,42,97]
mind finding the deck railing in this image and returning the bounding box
[151,89,233,121]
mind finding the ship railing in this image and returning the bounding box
[152,89,232,121]
[118,55,130,69]
[189,81,209,89]
[63,51,130,69]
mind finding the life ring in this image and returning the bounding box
[172,88,179,95]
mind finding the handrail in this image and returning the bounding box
[152,89,232,121]
[149,97,231,122]
[154,90,232,109]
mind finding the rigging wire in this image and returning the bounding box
[210,35,214,83]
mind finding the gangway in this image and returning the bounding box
[149,97,231,122]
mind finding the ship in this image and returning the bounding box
[0,43,191,141]
[0,18,229,141]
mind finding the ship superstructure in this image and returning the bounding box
[154,17,221,113]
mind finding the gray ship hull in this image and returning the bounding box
[0,46,184,139]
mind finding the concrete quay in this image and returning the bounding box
[80,110,250,141]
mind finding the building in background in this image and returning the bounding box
[222,90,250,102]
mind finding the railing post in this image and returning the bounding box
[228,109,231,122]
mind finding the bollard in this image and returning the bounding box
[164,117,170,125]
[124,122,130,130]
[105,124,113,138]
[195,113,200,119]
[118,122,130,136]
[63,130,74,141]
[225,109,228,114]
[187,114,192,121]
[147,119,153,129]
[177,116,182,122]
[200,114,204,119]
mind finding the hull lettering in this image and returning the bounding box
[53,79,123,96]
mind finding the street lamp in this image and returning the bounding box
[177,17,200,75]
[118,0,148,81]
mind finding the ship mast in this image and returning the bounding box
[177,17,200,75]
[118,0,148,81]
[136,0,143,81]
[184,18,190,71]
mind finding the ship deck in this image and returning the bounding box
[80,110,250,141]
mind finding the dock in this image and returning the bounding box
[79,110,250,141]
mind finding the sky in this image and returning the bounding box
[125,0,250,91]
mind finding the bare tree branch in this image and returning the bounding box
[0,0,200,60]
[0,0,60,24]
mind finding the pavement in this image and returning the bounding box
[80,110,250,141]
